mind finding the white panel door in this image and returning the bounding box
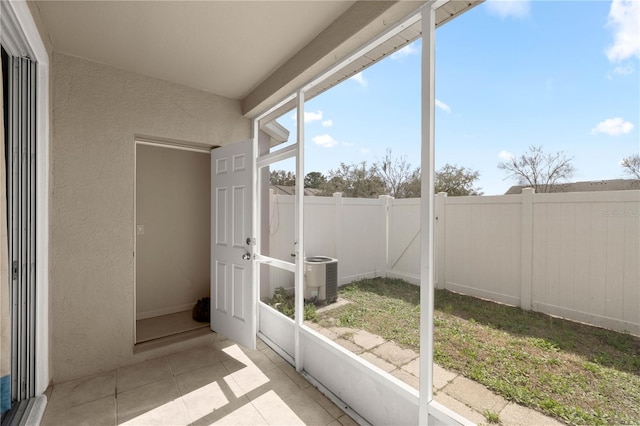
[211,140,256,350]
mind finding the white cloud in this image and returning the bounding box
[342,141,354,147]
[290,110,323,123]
[485,0,531,19]
[322,119,333,127]
[350,72,367,87]
[435,99,452,113]
[360,148,371,155]
[391,42,419,60]
[613,64,635,75]
[498,150,514,161]
[605,0,640,62]
[607,63,635,79]
[312,134,339,148]
[591,117,634,136]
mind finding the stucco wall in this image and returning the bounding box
[50,53,250,382]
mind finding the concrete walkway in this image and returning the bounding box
[306,319,564,426]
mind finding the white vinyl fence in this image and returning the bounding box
[268,189,640,336]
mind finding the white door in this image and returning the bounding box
[211,140,256,350]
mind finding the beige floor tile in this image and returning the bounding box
[188,396,253,426]
[176,365,238,422]
[260,367,302,398]
[220,353,250,376]
[41,395,115,426]
[208,399,268,426]
[117,377,189,425]
[244,348,280,372]
[220,342,254,364]
[280,364,312,389]
[280,389,337,426]
[182,380,232,421]
[117,357,173,393]
[304,385,346,419]
[337,413,360,426]
[256,338,268,350]
[167,345,226,375]
[251,389,306,425]
[261,346,291,367]
[212,337,238,352]
[46,370,115,410]
[175,362,231,396]
[223,364,271,398]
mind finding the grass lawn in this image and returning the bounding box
[315,277,640,426]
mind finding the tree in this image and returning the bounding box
[373,149,421,198]
[304,171,327,189]
[434,164,482,196]
[621,154,640,179]
[270,170,295,186]
[498,145,575,193]
[319,162,386,198]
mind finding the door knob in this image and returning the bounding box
[242,253,251,260]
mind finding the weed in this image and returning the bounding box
[483,410,500,424]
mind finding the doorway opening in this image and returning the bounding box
[134,141,211,344]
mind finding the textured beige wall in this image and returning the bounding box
[136,144,210,319]
[50,53,250,382]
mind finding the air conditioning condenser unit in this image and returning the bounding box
[303,256,338,304]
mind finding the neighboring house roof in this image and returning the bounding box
[270,185,321,196]
[505,179,640,194]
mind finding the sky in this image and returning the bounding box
[276,0,639,196]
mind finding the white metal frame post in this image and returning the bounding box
[252,118,261,347]
[419,3,436,424]
[294,90,305,371]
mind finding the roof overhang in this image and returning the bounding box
[30,0,482,120]
[247,0,484,121]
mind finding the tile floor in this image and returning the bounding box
[41,336,356,426]
[136,311,209,344]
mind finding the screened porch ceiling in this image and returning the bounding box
[32,0,482,119]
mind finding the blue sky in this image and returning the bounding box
[282,0,639,195]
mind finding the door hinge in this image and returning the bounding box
[12,261,18,280]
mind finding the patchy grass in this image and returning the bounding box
[264,287,317,321]
[316,278,640,425]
